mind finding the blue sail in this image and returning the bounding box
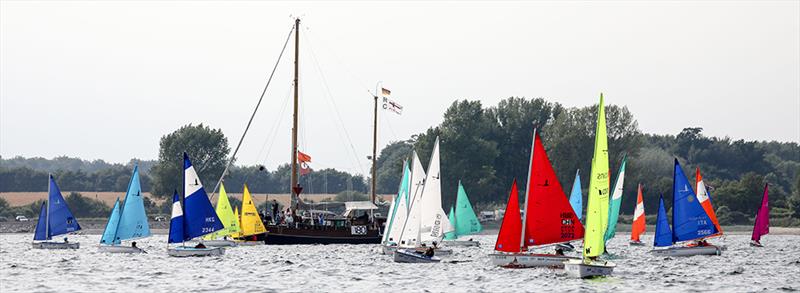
[654,195,673,247]
[33,202,48,241]
[569,170,583,221]
[182,153,223,239]
[115,166,151,241]
[672,159,717,242]
[100,199,122,245]
[47,175,81,237]
[168,190,185,244]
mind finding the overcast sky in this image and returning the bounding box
[2,1,798,175]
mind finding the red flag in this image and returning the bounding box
[298,151,311,163]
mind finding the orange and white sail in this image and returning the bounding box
[630,184,646,242]
[696,167,723,235]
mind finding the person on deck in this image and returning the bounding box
[424,247,435,257]
[555,247,564,256]
[131,241,137,248]
[195,242,206,249]
[63,237,68,243]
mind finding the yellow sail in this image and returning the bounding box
[232,207,243,238]
[203,183,240,240]
[583,93,611,258]
[240,185,266,237]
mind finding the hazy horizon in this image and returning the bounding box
[2,1,799,174]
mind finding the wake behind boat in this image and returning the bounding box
[32,175,82,250]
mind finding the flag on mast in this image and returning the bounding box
[381,87,403,115]
[298,151,312,175]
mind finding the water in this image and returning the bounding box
[1,233,798,292]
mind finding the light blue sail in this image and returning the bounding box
[569,170,582,221]
[100,199,122,245]
[46,175,81,238]
[33,202,48,241]
[653,195,673,247]
[672,159,718,242]
[168,190,185,244]
[383,160,410,243]
[115,166,151,241]
[182,153,223,240]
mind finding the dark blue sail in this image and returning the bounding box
[182,153,223,239]
[33,202,48,241]
[47,175,81,237]
[672,159,717,242]
[653,195,673,247]
[168,190,185,244]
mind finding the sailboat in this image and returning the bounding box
[603,155,627,252]
[569,170,583,222]
[564,94,616,278]
[750,183,770,247]
[199,183,239,247]
[489,130,584,268]
[629,184,647,246]
[238,184,267,244]
[649,159,721,257]
[394,138,454,263]
[32,175,82,249]
[167,153,226,257]
[442,181,482,247]
[381,159,410,255]
[99,165,150,253]
[696,167,723,240]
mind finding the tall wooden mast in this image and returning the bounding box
[290,18,300,212]
[371,94,378,204]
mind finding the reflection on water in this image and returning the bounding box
[1,234,798,292]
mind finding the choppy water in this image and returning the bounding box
[1,233,798,292]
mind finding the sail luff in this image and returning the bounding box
[582,94,610,258]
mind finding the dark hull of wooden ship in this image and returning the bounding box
[263,224,382,245]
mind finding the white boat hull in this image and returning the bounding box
[489,252,580,268]
[382,245,397,255]
[650,245,722,257]
[417,247,452,256]
[393,249,441,263]
[32,242,80,249]
[167,246,225,257]
[235,241,264,246]
[98,245,145,253]
[442,240,480,247]
[192,240,238,247]
[564,259,616,278]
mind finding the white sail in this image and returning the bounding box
[419,138,452,243]
[398,151,426,248]
[387,191,408,244]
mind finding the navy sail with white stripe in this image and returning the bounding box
[182,152,223,240]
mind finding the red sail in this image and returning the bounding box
[523,132,585,247]
[494,180,522,253]
[631,184,646,241]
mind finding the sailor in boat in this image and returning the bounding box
[131,241,137,248]
[424,247,434,257]
[195,242,207,249]
[64,237,69,243]
[555,247,565,256]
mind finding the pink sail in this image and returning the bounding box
[751,184,770,243]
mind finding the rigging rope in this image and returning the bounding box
[209,25,295,201]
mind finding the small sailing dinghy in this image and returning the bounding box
[381,160,411,255]
[414,138,454,256]
[99,166,150,253]
[393,149,443,263]
[199,183,239,247]
[649,159,721,257]
[490,130,584,268]
[236,185,267,244]
[693,167,725,249]
[564,94,616,278]
[167,153,226,257]
[32,175,82,249]
[629,184,646,246]
[750,184,770,247]
[603,155,627,254]
[442,181,482,247]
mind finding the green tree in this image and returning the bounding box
[150,124,230,198]
[375,140,413,194]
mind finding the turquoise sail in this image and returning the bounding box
[453,181,482,236]
[383,160,410,243]
[100,199,122,245]
[604,155,628,243]
[569,170,582,221]
[444,206,457,240]
[115,166,151,241]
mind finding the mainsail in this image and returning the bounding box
[115,165,150,241]
[604,155,627,243]
[419,137,452,243]
[751,184,770,243]
[569,170,583,221]
[182,152,224,240]
[630,184,646,242]
[494,180,522,253]
[672,159,717,242]
[240,185,266,237]
[397,151,426,248]
[582,94,611,258]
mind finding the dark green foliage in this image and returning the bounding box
[0,165,151,192]
[334,190,369,202]
[64,192,111,218]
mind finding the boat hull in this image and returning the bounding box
[32,242,80,249]
[192,240,238,247]
[264,225,381,245]
[629,240,645,246]
[98,245,145,253]
[649,245,722,257]
[393,249,441,263]
[415,247,452,256]
[382,245,397,255]
[750,240,763,247]
[442,240,480,247]
[489,252,580,268]
[564,259,616,278]
[167,246,225,257]
[235,241,264,246]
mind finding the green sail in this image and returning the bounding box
[583,93,611,258]
[203,183,239,240]
[444,206,457,240]
[454,181,482,236]
[604,155,628,243]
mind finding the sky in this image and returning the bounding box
[1,1,799,175]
